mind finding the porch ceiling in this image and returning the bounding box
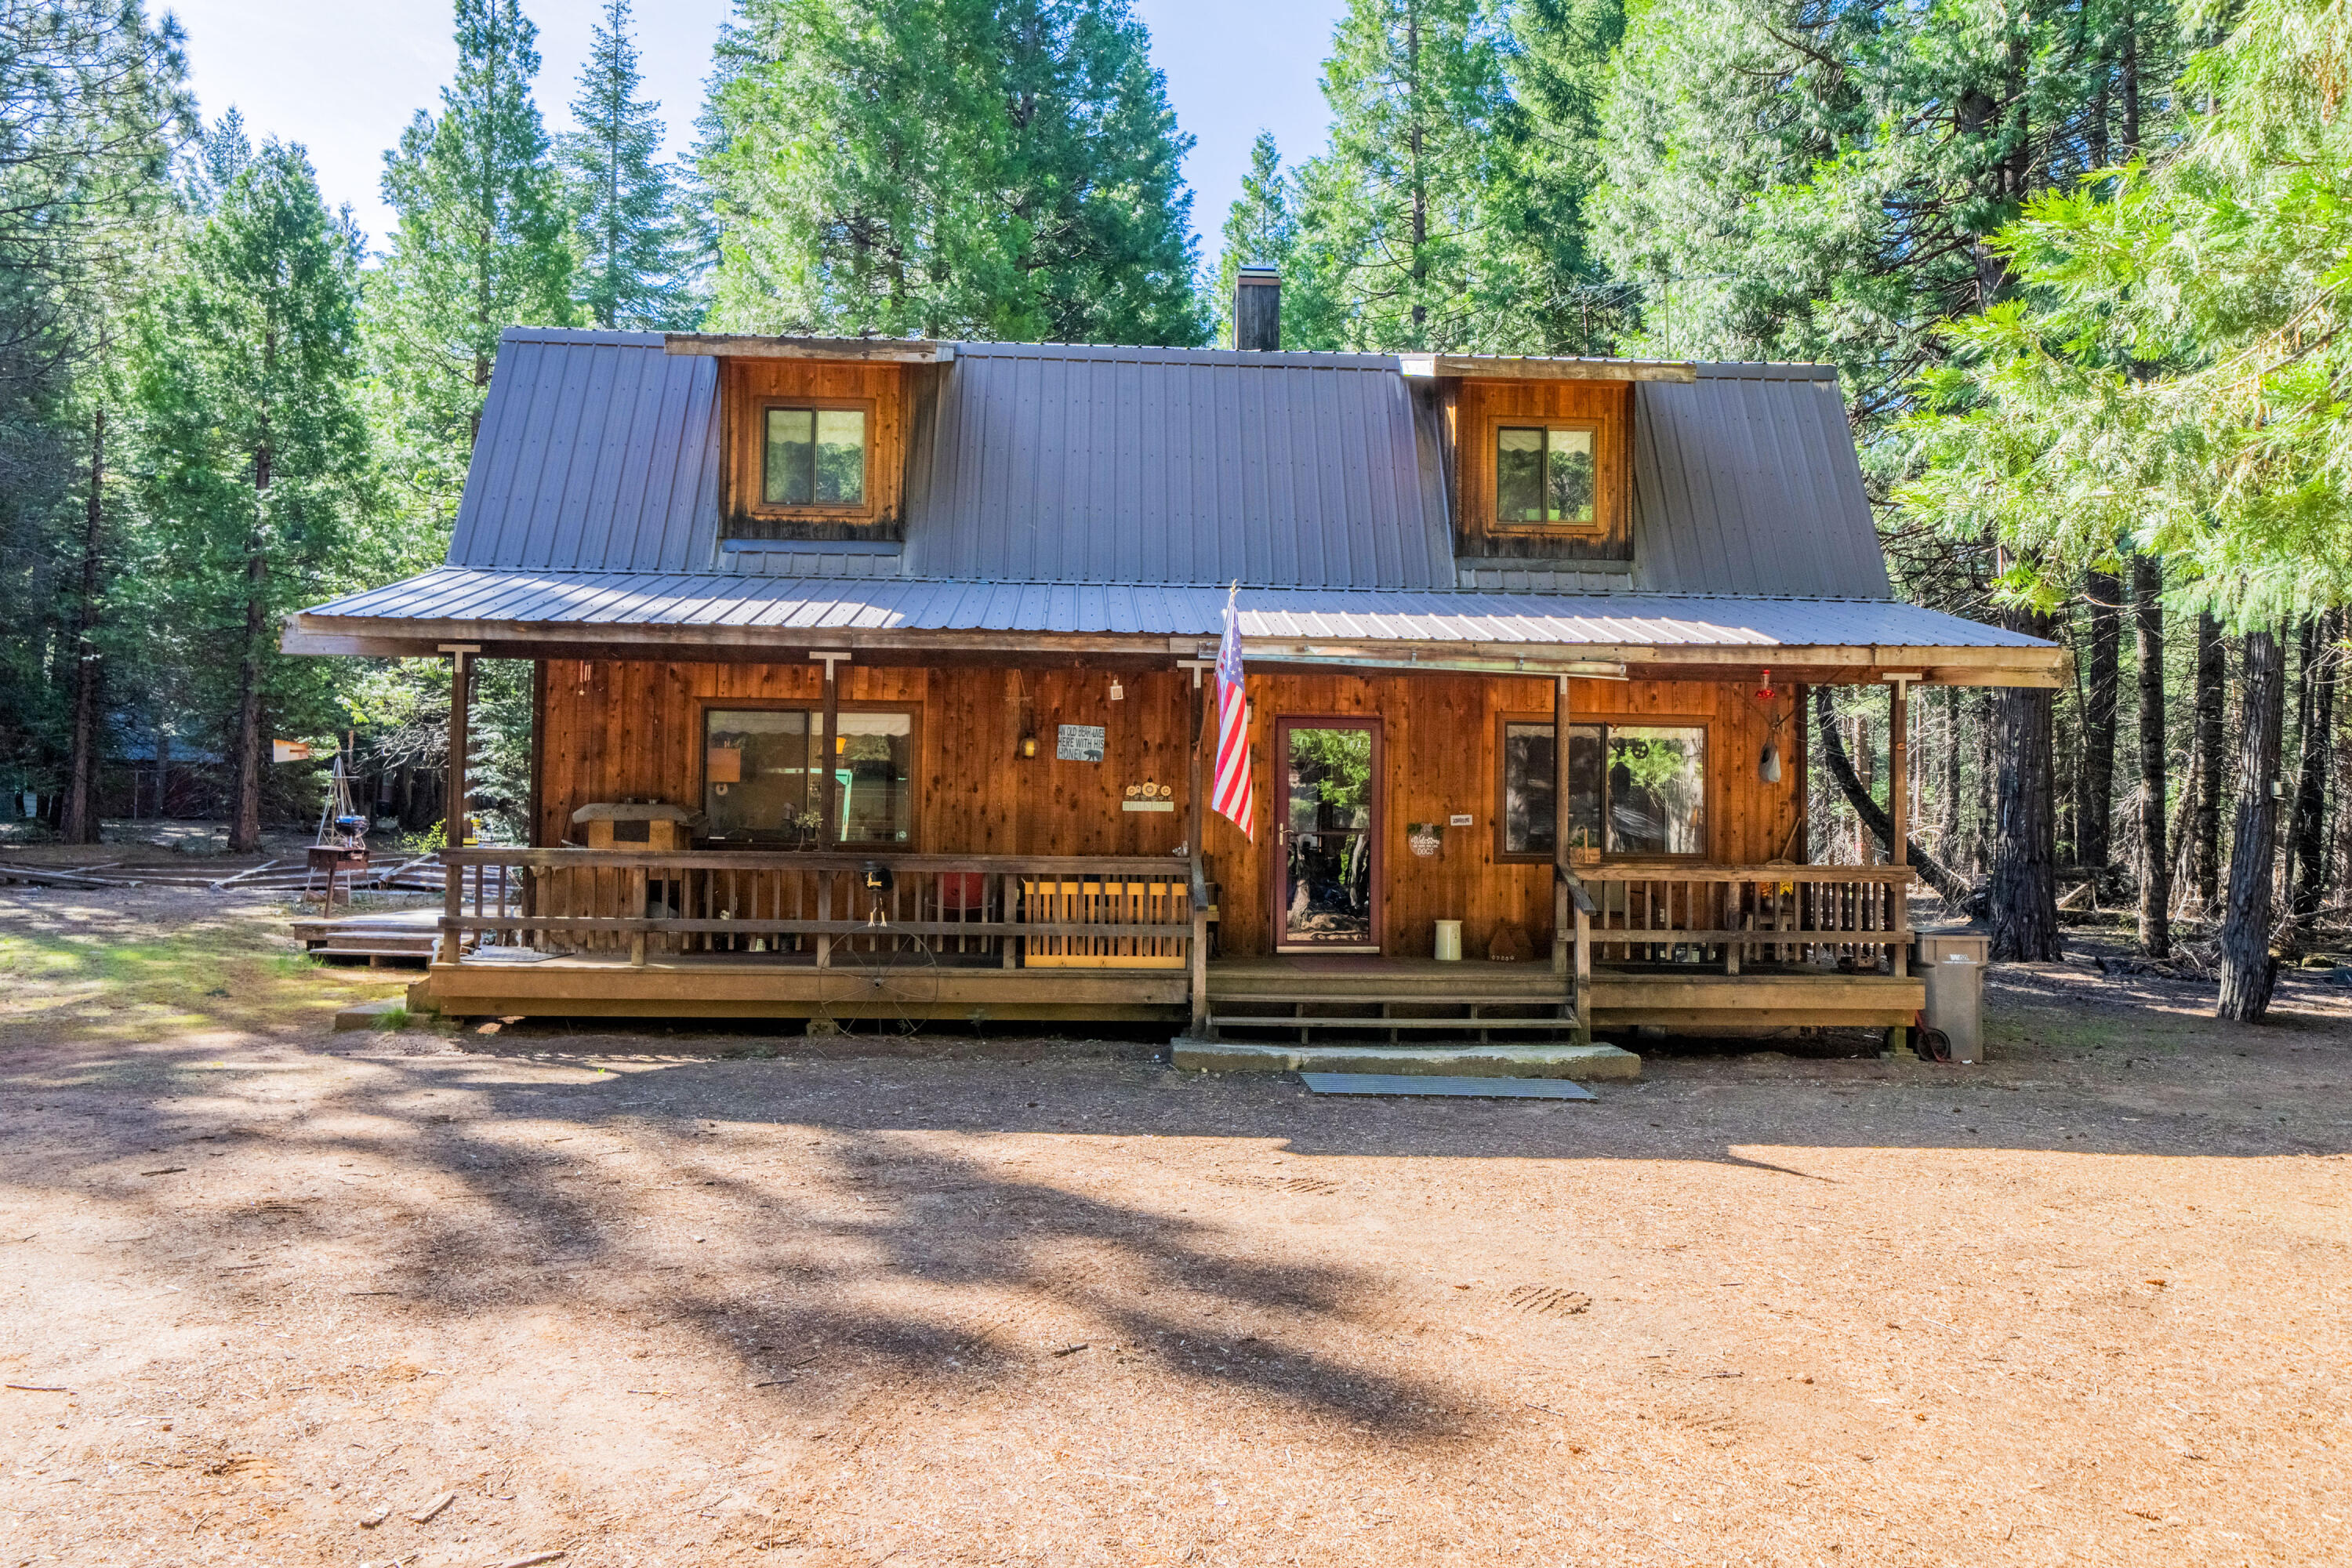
[281,567,2067,686]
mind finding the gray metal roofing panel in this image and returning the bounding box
[449,332,724,575]
[448,332,1886,599]
[1629,373,1890,600]
[302,568,2049,651]
[901,345,1454,590]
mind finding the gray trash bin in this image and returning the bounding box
[1916,934,1988,1063]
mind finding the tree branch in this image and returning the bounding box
[1813,685,1975,909]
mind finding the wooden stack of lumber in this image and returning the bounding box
[0,851,446,895]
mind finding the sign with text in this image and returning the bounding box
[1056,724,1106,763]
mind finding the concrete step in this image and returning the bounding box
[1171,1037,1640,1080]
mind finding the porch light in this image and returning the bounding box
[1018,731,1039,760]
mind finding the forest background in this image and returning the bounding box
[2,0,2346,1019]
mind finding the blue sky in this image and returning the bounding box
[163,0,1347,260]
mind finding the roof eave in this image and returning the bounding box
[663,332,952,364]
[280,612,2067,688]
[1399,353,1698,383]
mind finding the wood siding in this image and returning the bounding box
[536,660,1808,960]
[721,358,907,540]
[1449,377,1633,562]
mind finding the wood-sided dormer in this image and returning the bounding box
[666,334,951,546]
[1403,353,1693,567]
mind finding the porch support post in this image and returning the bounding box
[437,644,478,966]
[1552,675,1571,978]
[1186,662,1210,1038]
[811,652,850,844]
[1885,673,1915,1058]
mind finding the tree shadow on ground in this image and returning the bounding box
[0,1037,1486,1446]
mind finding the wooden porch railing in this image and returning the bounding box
[1578,862,1914,975]
[434,848,1200,974]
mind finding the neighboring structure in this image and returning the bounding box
[285,286,2063,1067]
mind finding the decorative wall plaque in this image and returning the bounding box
[1056,724,1106,762]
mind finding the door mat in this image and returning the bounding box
[1298,1073,1595,1100]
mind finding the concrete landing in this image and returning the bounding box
[1170,1037,1640,1080]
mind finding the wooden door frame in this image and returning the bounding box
[1270,713,1385,954]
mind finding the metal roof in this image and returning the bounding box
[900,343,1454,589]
[1630,370,1889,599]
[297,568,2051,652]
[434,330,1892,601]
[448,329,722,574]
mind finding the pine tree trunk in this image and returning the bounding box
[1852,713,1874,864]
[2334,688,2352,910]
[2079,568,2120,869]
[2133,554,2169,954]
[2289,609,2336,921]
[1973,687,1994,877]
[1811,686,1972,906]
[2192,612,2226,908]
[1991,612,2063,960]
[61,407,106,845]
[229,445,271,855]
[2218,629,2286,1020]
[1941,685,1961,860]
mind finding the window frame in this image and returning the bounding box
[1492,710,1711,863]
[736,395,880,524]
[693,695,922,851]
[1484,416,1606,535]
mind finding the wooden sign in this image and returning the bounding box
[706,745,742,783]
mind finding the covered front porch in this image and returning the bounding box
[411,848,1926,1045]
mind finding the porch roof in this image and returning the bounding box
[284,567,2063,684]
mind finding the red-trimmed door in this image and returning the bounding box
[1273,717,1381,953]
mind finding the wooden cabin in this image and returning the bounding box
[283,297,2063,1069]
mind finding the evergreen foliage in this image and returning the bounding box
[701,0,1203,344]
[0,0,190,816]
[558,0,704,329]
[1209,131,1297,347]
[1598,0,2179,424]
[1283,0,1523,352]
[120,129,376,848]
[368,0,574,536]
[1900,0,2352,624]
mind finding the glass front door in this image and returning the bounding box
[1276,719,1379,951]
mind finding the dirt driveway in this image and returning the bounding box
[2,881,2348,1566]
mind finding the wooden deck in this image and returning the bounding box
[416,949,1915,1030]
[409,848,1922,1033]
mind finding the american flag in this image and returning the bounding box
[1209,586,1255,840]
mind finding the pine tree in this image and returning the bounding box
[124,133,373,851]
[1287,0,1522,352]
[702,0,1203,345]
[1597,0,2176,423]
[369,0,574,534]
[0,0,191,839]
[1209,132,1298,347]
[558,0,702,329]
[1496,0,1627,353]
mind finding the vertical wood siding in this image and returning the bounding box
[538,661,1809,960]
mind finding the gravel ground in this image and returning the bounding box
[2,880,2349,1566]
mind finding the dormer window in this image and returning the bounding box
[1495,424,1598,528]
[759,402,869,512]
